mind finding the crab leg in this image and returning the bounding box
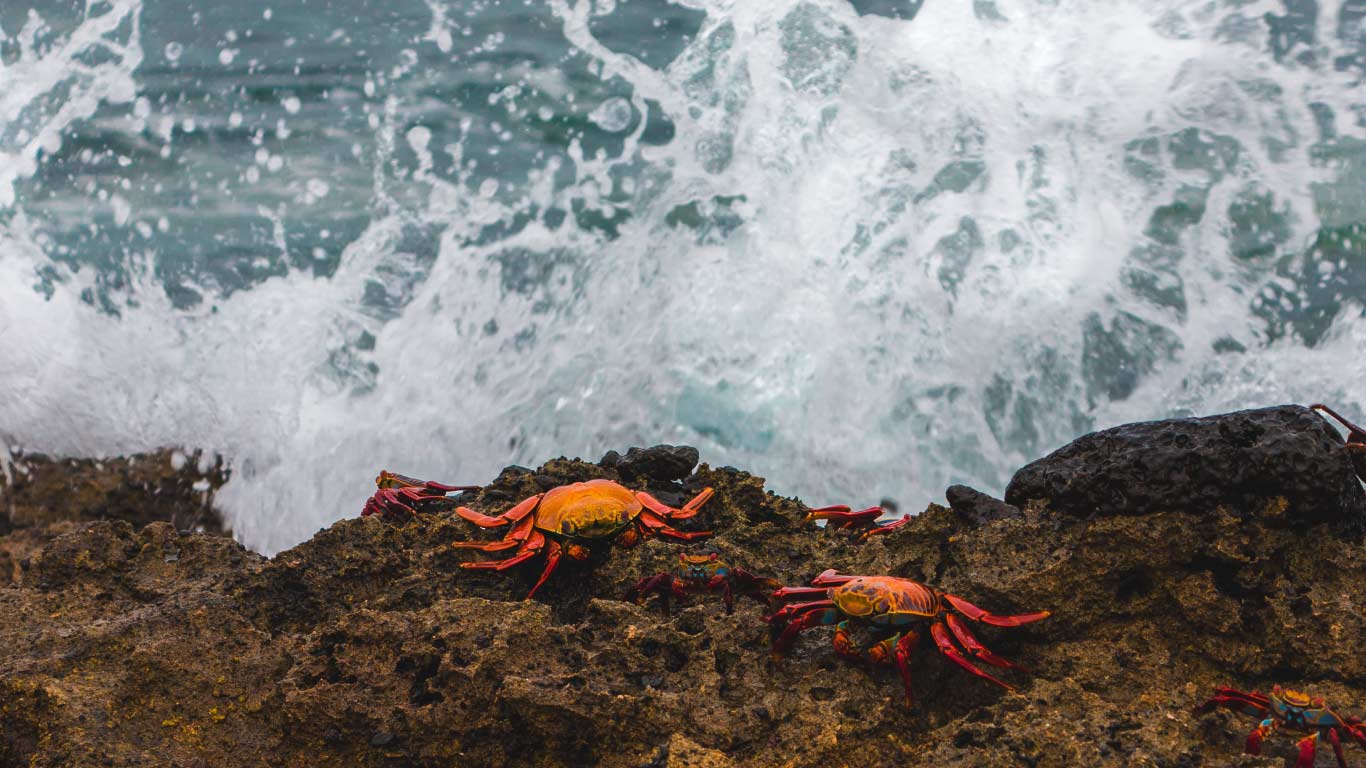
[1329,728,1349,768]
[460,531,546,571]
[1246,719,1276,755]
[802,505,883,529]
[456,494,542,528]
[1312,404,1366,440]
[771,586,830,601]
[945,613,1027,671]
[636,510,712,541]
[1348,720,1366,749]
[704,574,735,614]
[929,622,1014,691]
[525,540,564,600]
[636,487,715,521]
[629,573,681,615]
[892,630,921,709]
[450,512,537,551]
[856,514,912,541]
[942,593,1051,627]
[1295,733,1319,768]
[1195,688,1271,717]
[766,599,835,624]
[768,602,838,659]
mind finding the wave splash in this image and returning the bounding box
[1,0,1364,553]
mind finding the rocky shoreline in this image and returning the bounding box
[2,405,1365,767]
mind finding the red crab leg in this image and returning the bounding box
[525,540,563,600]
[629,573,678,615]
[856,514,911,541]
[680,487,716,516]
[771,586,830,602]
[1195,688,1271,717]
[945,613,1026,671]
[802,505,883,529]
[1295,733,1318,768]
[1313,404,1366,440]
[1348,720,1366,749]
[942,593,1051,627]
[1329,728,1348,768]
[769,602,838,659]
[636,510,712,541]
[636,487,715,521]
[450,511,536,550]
[706,574,735,614]
[893,630,921,709]
[456,494,542,528]
[1246,719,1275,755]
[460,531,545,571]
[810,569,859,587]
[731,568,781,610]
[765,599,835,624]
[929,621,1014,691]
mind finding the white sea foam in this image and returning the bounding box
[1,0,1364,553]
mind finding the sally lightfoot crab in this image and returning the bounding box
[801,504,911,542]
[627,550,781,615]
[362,474,715,598]
[1312,404,1366,482]
[361,471,482,519]
[1197,686,1366,768]
[766,570,1049,708]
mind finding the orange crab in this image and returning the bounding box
[362,473,715,598]
[766,570,1050,708]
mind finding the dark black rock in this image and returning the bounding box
[1004,405,1366,531]
[945,485,1022,526]
[369,731,394,747]
[610,445,700,482]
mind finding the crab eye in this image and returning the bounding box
[566,543,591,560]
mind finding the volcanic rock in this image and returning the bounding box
[1004,404,1366,532]
[944,484,1022,526]
[2,412,1365,767]
[600,444,701,482]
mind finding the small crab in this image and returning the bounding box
[361,471,481,519]
[362,473,715,598]
[1312,404,1366,482]
[802,504,911,542]
[766,570,1049,708]
[1197,686,1366,768]
[627,550,781,615]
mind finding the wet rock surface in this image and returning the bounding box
[945,484,1022,526]
[600,444,701,482]
[0,449,228,588]
[2,423,1365,767]
[1005,405,1366,533]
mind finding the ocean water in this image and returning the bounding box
[1,0,1364,553]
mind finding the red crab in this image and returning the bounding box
[766,570,1049,708]
[361,471,481,518]
[1312,404,1366,482]
[1197,685,1366,768]
[802,504,911,542]
[362,473,715,598]
[627,550,781,615]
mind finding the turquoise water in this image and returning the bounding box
[1,0,1365,552]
